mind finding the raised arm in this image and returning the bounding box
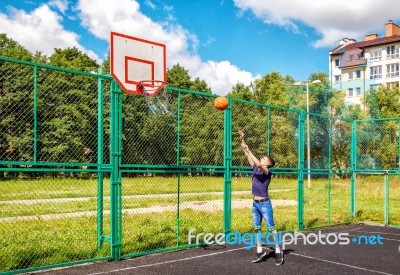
[238,130,254,166]
[238,130,269,174]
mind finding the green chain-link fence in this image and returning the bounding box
[0,56,399,274]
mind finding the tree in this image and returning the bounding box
[376,86,400,118]
[49,47,98,72]
[230,83,254,101]
[0,34,34,170]
[167,64,191,89]
[38,48,99,162]
[253,71,288,107]
[0,33,33,61]
[190,77,211,93]
[364,88,380,118]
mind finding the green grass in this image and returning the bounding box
[0,174,399,272]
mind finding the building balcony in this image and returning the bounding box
[370,74,382,79]
[386,53,399,60]
[386,72,400,78]
[338,58,366,69]
[369,57,382,62]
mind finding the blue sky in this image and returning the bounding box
[1,0,400,95]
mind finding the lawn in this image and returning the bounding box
[0,174,399,272]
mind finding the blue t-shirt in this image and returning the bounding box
[252,164,272,198]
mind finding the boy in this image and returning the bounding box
[238,130,284,265]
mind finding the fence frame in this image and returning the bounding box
[0,56,400,274]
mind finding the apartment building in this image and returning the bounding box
[329,20,400,106]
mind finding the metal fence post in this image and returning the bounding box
[223,98,232,234]
[384,172,389,226]
[297,112,305,230]
[33,65,38,162]
[327,118,332,225]
[176,90,182,246]
[97,68,105,249]
[110,80,122,260]
[350,121,357,220]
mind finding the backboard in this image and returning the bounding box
[110,32,166,94]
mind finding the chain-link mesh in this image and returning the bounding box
[389,175,400,225]
[231,100,299,233]
[354,119,399,226]
[1,57,400,273]
[356,174,385,222]
[121,173,225,255]
[36,69,101,163]
[122,91,177,165]
[0,171,111,271]
[0,61,34,161]
[302,115,353,228]
[0,58,111,272]
[356,119,399,170]
[331,118,352,171]
[121,173,178,253]
[179,93,224,166]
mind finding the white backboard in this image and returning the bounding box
[110,32,166,94]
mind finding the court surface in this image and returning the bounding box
[35,224,400,275]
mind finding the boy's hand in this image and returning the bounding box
[241,143,249,152]
[238,130,245,140]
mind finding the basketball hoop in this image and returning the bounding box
[137,80,168,96]
[137,80,174,114]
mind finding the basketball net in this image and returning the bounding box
[137,80,173,115]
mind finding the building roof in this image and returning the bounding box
[338,48,366,68]
[330,35,400,55]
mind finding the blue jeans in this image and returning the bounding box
[252,199,275,231]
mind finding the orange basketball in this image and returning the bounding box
[214,96,228,110]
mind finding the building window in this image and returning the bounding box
[386,45,399,59]
[348,88,353,97]
[356,87,361,96]
[349,55,354,61]
[348,72,353,80]
[370,66,382,79]
[334,59,340,67]
[334,75,341,82]
[370,51,382,61]
[356,70,361,79]
[386,63,399,77]
[370,84,381,91]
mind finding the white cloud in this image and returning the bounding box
[48,0,69,14]
[0,4,100,61]
[77,0,257,95]
[144,0,156,10]
[233,0,400,47]
[196,60,258,95]
[0,0,257,95]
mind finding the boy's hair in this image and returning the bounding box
[266,156,275,168]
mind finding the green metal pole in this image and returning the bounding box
[176,90,181,246]
[118,82,123,252]
[110,80,122,260]
[327,118,332,225]
[384,172,389,226]
[33,65,38,162]
[350,121,357,220]
[398,120,400,168]
[297,112,305,230]
[223,99,232,234]
[267,107,271,155]
[97,69,105,249]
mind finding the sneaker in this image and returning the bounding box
[275,250,284,265]
[252,251,267,263]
